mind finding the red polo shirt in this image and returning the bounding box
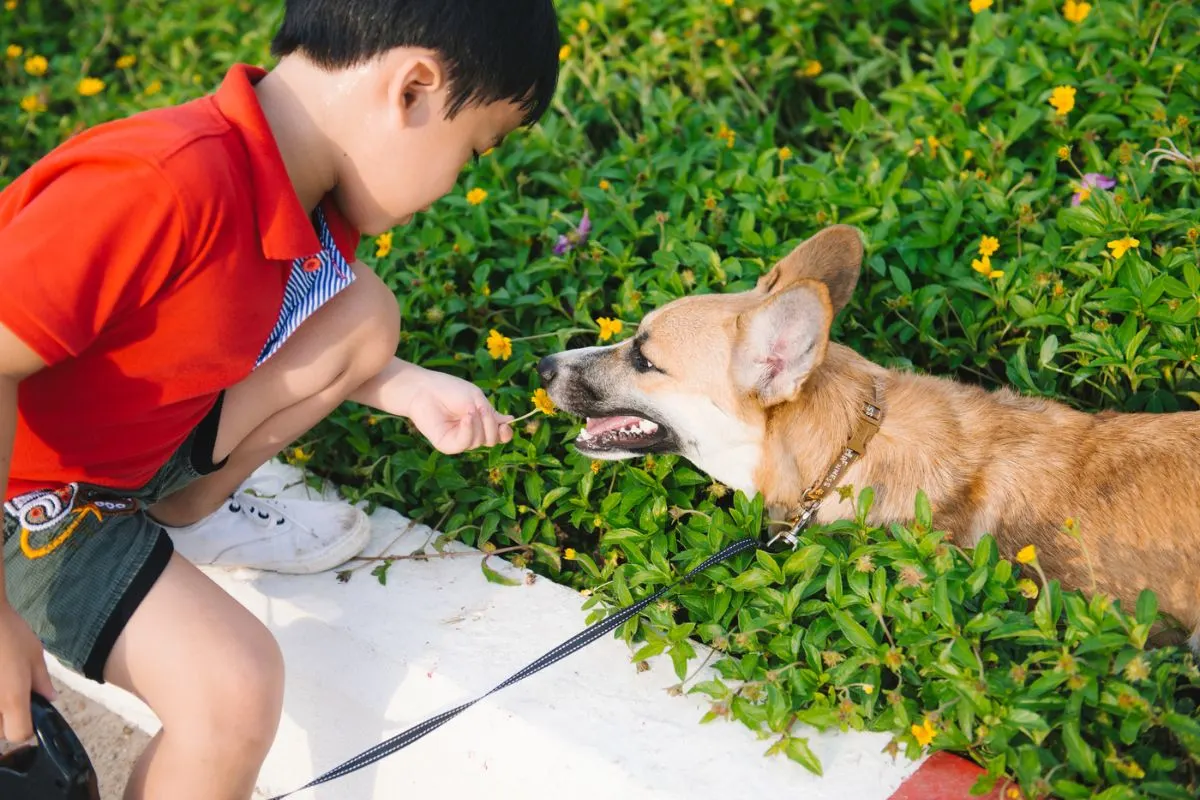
[0,64,360,500]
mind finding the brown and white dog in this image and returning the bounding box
[537,225,1200,647]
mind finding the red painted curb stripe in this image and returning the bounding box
[888,751,1020,800]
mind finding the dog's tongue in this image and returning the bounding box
[585,416,644,436]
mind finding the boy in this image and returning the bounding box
[0,1,561,797]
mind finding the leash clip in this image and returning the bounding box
[766,507,817,551]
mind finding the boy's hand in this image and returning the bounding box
[404,369,514,455]
[0,603,56,743]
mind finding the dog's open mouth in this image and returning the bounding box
[575,414,666,453]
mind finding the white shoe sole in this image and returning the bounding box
[175,507,373,575]
[256,507,373,575]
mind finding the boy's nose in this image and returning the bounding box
[537,356,558,385]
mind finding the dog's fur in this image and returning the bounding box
[539,226,1200,645]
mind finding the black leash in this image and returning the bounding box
[268,535,760,799]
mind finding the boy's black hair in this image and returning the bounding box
[271,0,560,126]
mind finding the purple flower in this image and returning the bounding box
[1071,172,1116,206]
[553,210,592,256]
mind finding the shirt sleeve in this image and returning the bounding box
[0,157,188,366]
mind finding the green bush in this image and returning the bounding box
[4,0,1199,796]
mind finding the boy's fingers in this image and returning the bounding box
[478,404,500,447]
[31,660,56,702]
[0,697,34,743]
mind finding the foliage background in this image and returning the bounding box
[4,0,1200,796]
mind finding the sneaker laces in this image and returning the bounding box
[227,495,288,528]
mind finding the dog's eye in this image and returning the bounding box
[631,341,657,373]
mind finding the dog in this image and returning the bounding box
[537,225,1200,647]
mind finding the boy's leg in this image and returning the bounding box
[103,552,284,800]
[149,261,400,569]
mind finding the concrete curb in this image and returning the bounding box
[50,460,938,799]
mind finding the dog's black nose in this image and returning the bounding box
[537,356,558,385]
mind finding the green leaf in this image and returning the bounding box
[728,568,774,592]
[480,556,520,587]
[783,544,826,577]
[1135,589,1158,626]
[1062,721,1099,782]
[784,737,824,776]
[933,576,955,629]
[831,609,877,651]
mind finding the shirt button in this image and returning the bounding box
[302,256,321,273]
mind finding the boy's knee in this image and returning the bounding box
[188,622,285,757]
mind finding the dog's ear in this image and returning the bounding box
[734,282,833,407]
[756,225,863,315]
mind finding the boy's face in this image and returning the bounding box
[332,54,527,237]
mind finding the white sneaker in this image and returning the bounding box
[163,492,372,574]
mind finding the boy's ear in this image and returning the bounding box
[734,282,833,407]
[387,53,445,124]
[755,225,864,316]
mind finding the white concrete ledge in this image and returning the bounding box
[50,461,920,799]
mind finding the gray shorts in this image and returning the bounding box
[3,394,226,681]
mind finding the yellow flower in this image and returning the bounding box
[77,77,105,96]
[969,0,993,12]
[716,123,736,148]
[481,283,491,297]
[1017,579,1040,599]
[559,44,571,61]
[1107,236,1140,259]
[576,18,589,34]
[1016,544,1038,564]
[1049,85,1076,116]
[466,187,488,206]
[971,254,992,275]
[18,93,43,113]
[375,232,393,258]
[532,388,557,416]
[144,79,162,96]
[802,60,822,77]
[486,329,513,360]
[291,446,313,465]
[720,0,733,5]
[911,717,937,747]
[24,54,47,76]
[1063,0,1091,23]
[597,317,624,341]
[1007,788,1022,800]
[1057,145,1070,160]
[115,54,137,69]
[599,179,612,190]
[6,44,21,59]
[563,547,578,560]
[862,684,875,695]
[927,135,940,158]
[4,0,15,10]
[778,146,793,160]
[979,235,1000,257]
[989,270,1005,280]
[1075,185,1092,204]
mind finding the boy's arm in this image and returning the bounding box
[0,320,55,742]
[348,356,514,454]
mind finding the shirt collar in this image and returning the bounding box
[212,64,323,262]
